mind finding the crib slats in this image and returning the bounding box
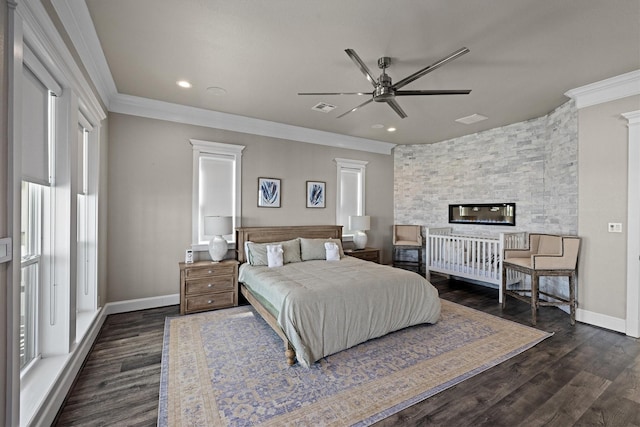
[424,228,527,295]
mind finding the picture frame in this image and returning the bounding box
[306,181,325,208]
[258,177,281,208]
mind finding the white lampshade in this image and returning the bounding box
[349,215,370,231]
[204,216,233,262]
[349,215,371,250]
[204,216,233,236]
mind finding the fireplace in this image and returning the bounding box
[449,203,516,226]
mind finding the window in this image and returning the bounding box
[20,46,61,371]
[20,182,43,370]
[191,140,244,250]
[76,114,98,338]
[335,158,368,236]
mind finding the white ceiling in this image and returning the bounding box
[61,0,640,145]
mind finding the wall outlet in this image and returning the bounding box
[608,223,622,233]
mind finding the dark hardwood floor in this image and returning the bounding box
[54,275,640,426]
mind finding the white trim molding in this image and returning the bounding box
[103,294,180,315]
[576,308,626,334]
[49,1,397,155]
[623,110,640,338]
[0,238,12,263]
[112,94,396,155]
[51,0,118,108]
[565,69,640,109]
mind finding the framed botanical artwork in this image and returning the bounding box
[306,181,325,208]
[258,177,281,207]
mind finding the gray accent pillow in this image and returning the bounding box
[300,238,345,261]
[246,238,301,266]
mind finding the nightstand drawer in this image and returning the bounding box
[185,276,235,295]
[179,260,239,315]
[354,252,378,262]
[184,292,235,313]
[345,248,380,263]
[185,263,235,279]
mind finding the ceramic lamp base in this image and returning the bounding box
[208,235,228,262]
[353,230,368,250]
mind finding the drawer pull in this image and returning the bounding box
[208,270,212,274]
[207,283,213,288]
[207,300,213,304]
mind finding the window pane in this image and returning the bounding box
[20,182,42,370]
[339,169,361,234]
[199,155,234,243]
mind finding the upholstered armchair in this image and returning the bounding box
[393,225,423,274]
[502,233,581,325]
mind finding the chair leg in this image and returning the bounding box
[501,264,507,308]
[531,273,539,326]
[569,272,576,325]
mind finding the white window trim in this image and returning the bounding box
[190,139,244,251]
[334,158,368,239]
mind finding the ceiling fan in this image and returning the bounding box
[299,47,471,119]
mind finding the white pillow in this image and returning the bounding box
[325,242,340,261]
[266,244,284,268]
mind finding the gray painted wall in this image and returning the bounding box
[106,113,394,303]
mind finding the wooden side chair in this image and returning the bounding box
[393,225,423,274]
[501,233,581,325]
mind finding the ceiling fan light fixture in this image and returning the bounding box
[177,80,192,88]
[387,127,397,132]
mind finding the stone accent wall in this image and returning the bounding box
[394,100,578,236]
[394,100,578,302]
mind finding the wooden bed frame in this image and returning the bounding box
[235,225,343,365]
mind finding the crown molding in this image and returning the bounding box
[17,0,106,122]
[110,93,396,155]
[51,0,117,109]
[565,69,640,109]
[50,0,395,155]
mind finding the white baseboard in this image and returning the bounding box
[576,308,626,334]
[103,294,180,315]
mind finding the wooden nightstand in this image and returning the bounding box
[345,247,380,263]
[179,260,239,315]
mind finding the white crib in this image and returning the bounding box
[424,227,527,303]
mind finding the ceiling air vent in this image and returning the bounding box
[311,102,337,113]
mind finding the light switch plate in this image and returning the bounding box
[608,223,623,233]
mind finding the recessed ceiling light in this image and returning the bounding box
[455,113,488,125]
[207,86,227,96]
[371,124,384,129]
[387,127,397,132]
[177,80,192,88]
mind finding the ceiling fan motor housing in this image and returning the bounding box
[374,73,394,101]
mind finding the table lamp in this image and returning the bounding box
[349,215,370,250]
[204,216,232,262]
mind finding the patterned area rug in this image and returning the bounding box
[158,300,552,426]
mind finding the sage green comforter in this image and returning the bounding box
[238,257,441,367]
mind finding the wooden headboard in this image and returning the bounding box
[235,225,343,263]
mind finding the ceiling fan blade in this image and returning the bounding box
[336,98,374,118]
[385,99,408,119]
[395,89,471,96]
[393,47,470,90]
[298,92,370,96]
[345,49,378,88]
